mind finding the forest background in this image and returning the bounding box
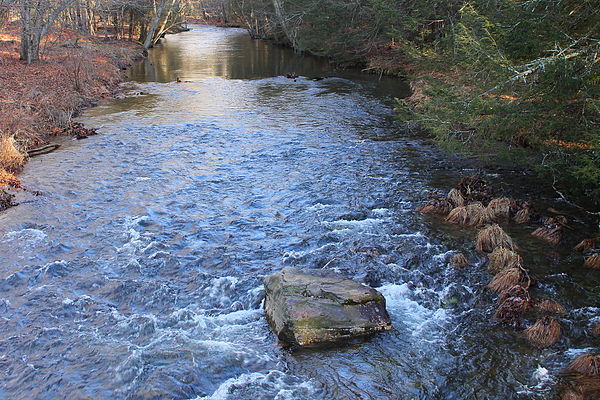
[0,0,598,212]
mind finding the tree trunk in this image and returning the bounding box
[143,0,167,49]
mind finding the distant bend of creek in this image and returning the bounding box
[1,25,598,400]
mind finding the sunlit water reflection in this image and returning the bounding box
[0,26,597,400]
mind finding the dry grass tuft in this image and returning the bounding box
[524,316,561,348]
[476,224,516,253]
[456,176,493,204]
[487,197,513,220]
[532,298,566,316]
[565,376,600,399]
[0,188,15,211]
[494,294,531,324]
[584,254,600,270]
[591,324,600,337]
[449,253,469,268]
[558,388,584,400]
[513,202,537,224]
[0,136,26,172]
[447,188,465,208]
[566,354,600,377]
[574,238,598,253]
[416,197,452,215]
[488,247,523,273]
[532,216,567,245]
[445,202,495,226]
[497,285,529,305]
[487,267,530,292]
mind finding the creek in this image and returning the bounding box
[0,25,597,400]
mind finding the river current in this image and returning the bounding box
[1,26,598,400]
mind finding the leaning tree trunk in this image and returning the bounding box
[143,0,167,49]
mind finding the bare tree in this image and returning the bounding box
[19,0,78,63]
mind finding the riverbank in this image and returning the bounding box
[0,23,144,210]
[217,1,598,214]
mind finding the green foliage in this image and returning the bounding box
[231,0,600,210]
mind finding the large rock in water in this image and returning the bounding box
[264,267,392,347]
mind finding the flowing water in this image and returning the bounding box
[1,26,598,400]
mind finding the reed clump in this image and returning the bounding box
[488,247,522,273]
[487,267,530,293]
[476,224,516,253]
[532,216,568,245]
[583,253,600,270]
[524,316,561,348]
[416,197,453,215]
[449,253,469,268]
[532,298,566,316]
[497,285,529,305]
[447,188,465,208]
[494,295,531,324]
[445,202,495,226]
[456,176,493,204]
[566,354,600,377]
[487,197,512,220]
[574,238,598,253]
[0,136,26,172]
[513,202,537,224]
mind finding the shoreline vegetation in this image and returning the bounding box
[196,0,599,216]
[0,0,190,210]
[0,23,145,210]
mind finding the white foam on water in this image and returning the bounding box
[565,347,598,357]
[194,370,319,400]
[2,228,47,248]
[323,217,385,231]
[378,283,448,339]
[371,208,389,215]
[393,231,425,239]
[306,202,333,211]
[532,366,551,385]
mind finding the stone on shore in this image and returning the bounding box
[263,267,392,347]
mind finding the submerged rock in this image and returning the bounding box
[263,267,392,347]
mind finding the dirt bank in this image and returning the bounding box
[0,23,145,210]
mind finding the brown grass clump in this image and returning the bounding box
[591,324,600,337]
[487,267,530,292]
[583,254,600,270]
[565,376,600,399]
[0,136,26,172]
[532,298,566,316]
[449,253,469,268]
[488,247,523,273]
[416,197,452,215]
[487,197,513,220]
[558,389,584,400]
[512,201,537,224]
[524,316,561,348]
[566,354,600,377]
[445,202,495,227]
[0,188,15,211]
[456,176,493,204]
[494,295,531,325]
[532,216,567,245]
[497,284,529,305]
[447,188,465,208]
[476,224,516,253]
[574,238,598,253]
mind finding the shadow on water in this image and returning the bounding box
[0,24,597,400]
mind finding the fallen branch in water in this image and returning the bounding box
[27,144,60,157]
